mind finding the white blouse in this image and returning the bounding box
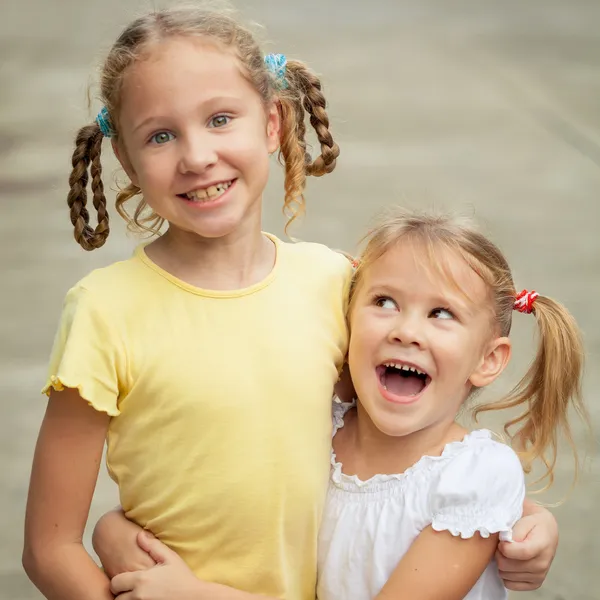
[317,401,526,600]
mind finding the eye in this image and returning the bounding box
[209,115,231,128]
[374,296,398,311]
[149,131,175,145]
[430,307,454,320]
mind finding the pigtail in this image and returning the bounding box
[278,60,340,232]
[115,184,164,237]
[67,124,110,250]
[475,295,588,489]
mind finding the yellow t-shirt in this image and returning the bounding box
[43,234,351,600]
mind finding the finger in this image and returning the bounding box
[137,530,177,564]
[504,580,542,592]
[115,594,135,600]
[498,570,539,583]
[496,552,542,573]
[111,572,136,595]
[495,548,540,573]
[497,539,538,561]
[510,516,536,543]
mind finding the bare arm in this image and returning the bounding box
[23,388,113,600]
[93,508,156,578]
[110,533,279,600]
[376,527,498,600]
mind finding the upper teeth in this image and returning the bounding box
[383,363,426,376]
[186,180,233,201]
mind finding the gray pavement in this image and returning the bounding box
[1,1,599,598]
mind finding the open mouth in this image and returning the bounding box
[177,179,236,203]
[376,362,431,401]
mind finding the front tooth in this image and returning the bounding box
[206,185,220,197]
[191,189,208,200]
[401,365,410,372]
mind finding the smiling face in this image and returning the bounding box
[348,240,511,439]
[113,36,280,240]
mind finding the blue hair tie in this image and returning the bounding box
[96,106,115,138]
[264,53,288,90]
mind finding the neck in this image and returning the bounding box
[353,400,466,476]
[145,214,275,290]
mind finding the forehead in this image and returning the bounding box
[362,240,489,306]
[119,37,256,112]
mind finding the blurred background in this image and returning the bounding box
[1,0,598,598]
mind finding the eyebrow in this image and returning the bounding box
[132,116,167,135]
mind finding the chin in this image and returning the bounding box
[185,215,247,239]
[374,417,418,438]
[360,401,417,438]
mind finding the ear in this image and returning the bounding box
[112,139,139,187]
[469,336,511,388]
[265,101,281,154]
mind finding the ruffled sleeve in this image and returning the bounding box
[429,434,525,542]
[42,284,124,416]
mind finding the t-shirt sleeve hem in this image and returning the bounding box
[431,513,515,541]
[42,374,120,417]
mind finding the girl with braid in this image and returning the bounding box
[24,7,343,600]
[23,6,559,600]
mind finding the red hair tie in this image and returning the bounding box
[514,289,539,314]
[351,258,360,270]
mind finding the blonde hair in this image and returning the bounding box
[350,208,588,489]
[67,6,339,250]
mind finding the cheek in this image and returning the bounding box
[348,318,378,361]
[436,334,481,378]
[131,149,170,183]
[226,131,271,177]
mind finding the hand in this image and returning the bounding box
[92,508,156,578]
[496,504,558,591]
[111,532,208,600]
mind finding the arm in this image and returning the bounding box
[92,508,156,578]
[496,499,558,591]
[110,532,279,600]
[376,527,498,600]
[23,388,113,600]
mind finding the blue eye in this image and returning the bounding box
[150,131,175,145]
[374,296,397,310]
[209,115,231,128]
[431,307,454,320]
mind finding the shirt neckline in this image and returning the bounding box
[134,232,281,298]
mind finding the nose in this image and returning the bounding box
[387,312,425,348]
[178,130,218,175]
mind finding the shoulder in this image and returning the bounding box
[443,430,523,477]
[75,251,146,295]
[275,236,353,279]
[433,431,525,499]
[429,431,525,539]
[64,247,157,314]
